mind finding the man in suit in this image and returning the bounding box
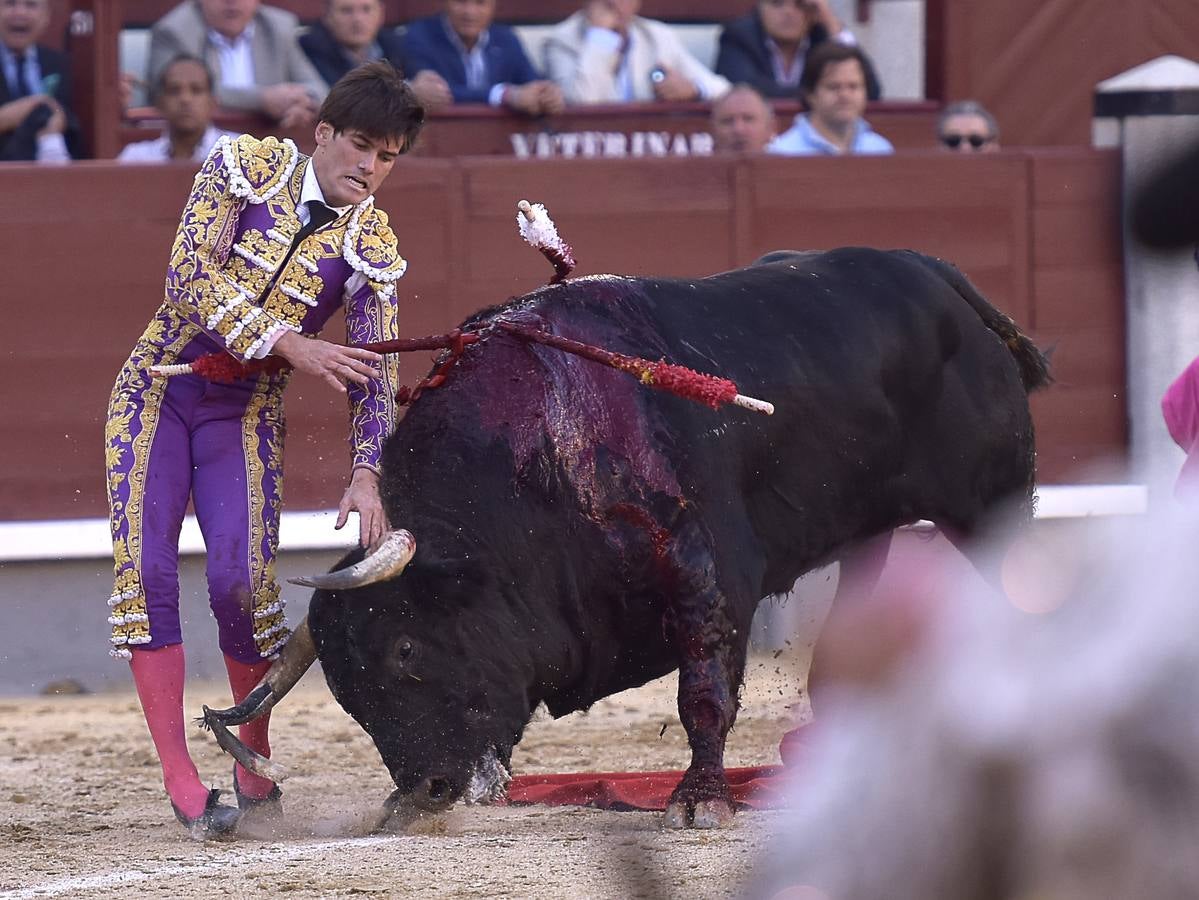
[403,0,563,116]
[148,0,327,128]
[0,0,78,161]
[544,0,730,105]
[716,0,881,101]
[300,0,451,109]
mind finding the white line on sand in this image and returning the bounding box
[0,834,405,899]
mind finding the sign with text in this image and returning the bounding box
[510,130,715,159]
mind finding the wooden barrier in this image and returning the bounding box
[0,149,1126,522]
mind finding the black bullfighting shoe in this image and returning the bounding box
[233,767,283,819]
[171,788,241,841]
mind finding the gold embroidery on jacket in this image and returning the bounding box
[241,381,289,657]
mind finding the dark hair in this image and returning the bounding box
[153,53,214,104]
[799,42,869,99]
[316,60,425,154]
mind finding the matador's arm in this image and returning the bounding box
[163,135,296,361]
[343,206,407,474]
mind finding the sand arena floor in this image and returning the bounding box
[0,650,807,899]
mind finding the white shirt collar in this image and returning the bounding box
[1,44,34,64]
[300,160,353,218]
[442,15,490,55]
[207,21,255,50]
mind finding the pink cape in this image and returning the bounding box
[1162,355,1199,496]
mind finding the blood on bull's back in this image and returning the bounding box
[387,248,1038,599]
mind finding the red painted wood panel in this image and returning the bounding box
[934,0,1199,145]
[742,153,1033,323]
[0,149,1127,520]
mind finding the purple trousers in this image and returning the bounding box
[106,360,289,663]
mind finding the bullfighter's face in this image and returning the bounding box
[309,566,530,815]
[312,124,403,207]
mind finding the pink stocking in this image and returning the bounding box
[223,654,276,799]
[129,644,210,818]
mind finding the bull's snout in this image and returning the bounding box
[414,774,456,811]
[377,775,458,831]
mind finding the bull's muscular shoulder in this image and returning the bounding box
[345,205,408,285]
[218,134,300,204]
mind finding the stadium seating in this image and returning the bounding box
[120,22,724,103]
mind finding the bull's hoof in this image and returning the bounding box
[692,799,736,828]
[663,801,689,829]
[662,797,735,829]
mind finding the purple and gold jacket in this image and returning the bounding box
[137,133,405,472]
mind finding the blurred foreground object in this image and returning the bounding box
[751,506,1199,899]
[1130,135,1199,248]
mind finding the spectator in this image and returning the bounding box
[300,0,451,110]
[544,0,730,105]
[717,0,881,101]
[0,0,78,162]
[118,55,237,163]
[402,0,563,117]
[147,0,326,129]
[937,99,1000,153]
[710,83,775,154]
[767,42,892,156]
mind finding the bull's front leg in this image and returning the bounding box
[661,522,748,829]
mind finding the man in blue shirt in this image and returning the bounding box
[403,0,563,116]
[767,42,892,156]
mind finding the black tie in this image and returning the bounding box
[294,200,337,246]
[277,200,336,271]
[11,54,31,99]
[257,201,338,304]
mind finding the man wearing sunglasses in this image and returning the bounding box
[937,100,1000,153]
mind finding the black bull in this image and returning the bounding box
[207,247,1050,828]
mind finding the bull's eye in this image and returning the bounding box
[398,640,414,660]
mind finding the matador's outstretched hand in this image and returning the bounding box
[273,332,382,394]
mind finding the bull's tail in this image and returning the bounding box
[903,251,1052,393]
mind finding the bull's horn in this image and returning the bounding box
[288,529,416,590]
[198,617,319,779]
